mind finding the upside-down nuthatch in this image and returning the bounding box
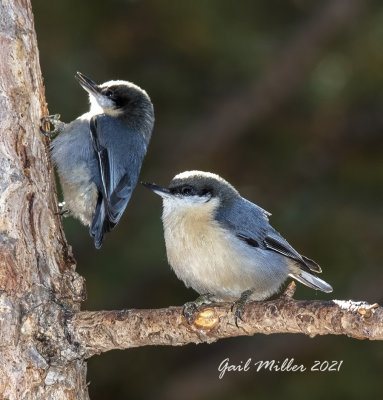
[41,72,154,248]
[143,171,332,324]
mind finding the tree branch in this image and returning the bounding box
[69,294,383,359]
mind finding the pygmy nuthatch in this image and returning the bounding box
[41,72,154,248]
[143,171,332,324]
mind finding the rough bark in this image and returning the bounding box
[68,287,383,359]
[0,1,88,398]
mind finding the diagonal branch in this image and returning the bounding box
[69,295,383,359]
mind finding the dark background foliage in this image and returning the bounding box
[33,0,383,398]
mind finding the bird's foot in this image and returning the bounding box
[183,293,214,324]
[231,289,254,328]
[55,201,70,217]
[40,114,65,137]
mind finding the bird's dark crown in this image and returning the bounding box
[100,82,152,112]
[168,171,240,203]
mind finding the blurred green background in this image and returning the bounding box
[32,0,383,399]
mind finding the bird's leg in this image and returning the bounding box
[40,114,66,137]
[183,293,214,324]
[55,201,70,217]
[280,281,296,299]
[231,289,254,328]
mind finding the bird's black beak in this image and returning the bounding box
[75,72,101,95]
[141,182,173,198]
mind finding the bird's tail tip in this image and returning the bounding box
[289,270,333,293]
[93,235,103,249]
[90,224,104,249]
[90,199,105,249]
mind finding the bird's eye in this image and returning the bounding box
[104,89,113,98]
[181,186,194,196]
[201,189,212,197]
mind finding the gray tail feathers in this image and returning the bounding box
[90,195,106,249]
[90,193,120,249]
[289,270,333,293]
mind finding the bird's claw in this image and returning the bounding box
[182,293,214,324]
[231,301,245,328]
[40,114,64,137]
[231,289,253,328]
[55,209,70,217]
[55,201,70,217]
[182,302,198,324]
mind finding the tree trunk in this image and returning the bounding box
[0,1,88,398]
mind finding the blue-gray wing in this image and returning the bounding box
[216,198,271,245]
[216,197,321,274]
[89,114,147,248]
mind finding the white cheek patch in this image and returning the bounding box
[89,95,104,114]
[180,195,211,205]
[163,195,216,217]
[88,93,120,116]
[96,95,115,110]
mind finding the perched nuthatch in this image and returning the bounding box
[143,171,332,324]
[41,72,154,248]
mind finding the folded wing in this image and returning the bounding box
[89,114,147,248]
